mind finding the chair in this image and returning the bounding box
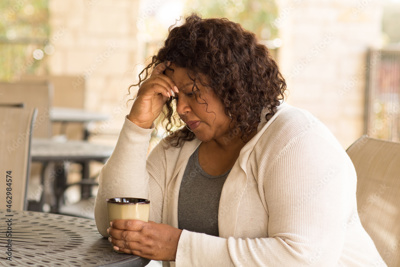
[347,135,400,267]
[1,80,109,216]
[0,107,37,211]
[0,81,53,138]
[20,76,99,213]
[0,81,53,210]
[21,74,86,140]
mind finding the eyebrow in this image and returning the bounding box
[178,82,196,92]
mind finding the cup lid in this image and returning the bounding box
[106,197,150,204]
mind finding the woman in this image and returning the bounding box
[95,14,385,266]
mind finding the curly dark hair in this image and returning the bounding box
[133,14,286,147]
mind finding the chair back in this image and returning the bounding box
[0,81,53,138]
[21,74,86,139]
[347,136,400,267]
[0,107,37,211]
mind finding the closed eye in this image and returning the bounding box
[173,82,201,103]
[173,89,197,101]
[185,92,194,97]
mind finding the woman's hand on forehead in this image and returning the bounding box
[127,61,179,128]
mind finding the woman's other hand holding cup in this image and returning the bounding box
[108,220,182,261]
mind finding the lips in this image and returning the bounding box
[186,121,200,130]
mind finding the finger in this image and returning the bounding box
[149,76,177,97]
[147,83,173,98]
[117,247,134,255]
[110,236,149,257]
[155,75,178,95]
[152,62,169,76]
[151,62,177,93]
[137,81,170,99]
[109,228,141,243]
[110,236,140,249]
[117,246,145,258]
[139,75,176,98]
[109,235,128,248]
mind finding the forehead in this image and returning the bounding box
[165,66,192,84]
[165,64,209,89]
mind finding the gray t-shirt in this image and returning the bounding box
[178,147,230,236]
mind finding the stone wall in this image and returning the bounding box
[48,0,383,148]
[48,0,143,140]
[276,0,383,148]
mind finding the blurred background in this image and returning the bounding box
[1,0,400,147]
[1,2,398,265]
[1,0,400,219]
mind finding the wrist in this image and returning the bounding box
[170,228,183,261]
[127,115,153,129]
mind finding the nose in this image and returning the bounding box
[176,95,191,117]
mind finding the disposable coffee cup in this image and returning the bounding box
[107,197,150,223]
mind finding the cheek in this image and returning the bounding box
[188,97,209,115]
[191,94,227,123]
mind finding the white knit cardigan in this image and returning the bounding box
[95,103,385,267]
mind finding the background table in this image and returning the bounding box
[31,138,113,162]
[50,107,110,140]
[0,210,150,266]
[48,108,112,201]
[50,107,110,123]
[31,138,114,213]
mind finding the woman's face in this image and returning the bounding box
[165,65,232,143]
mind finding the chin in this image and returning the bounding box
[194,133,212,143]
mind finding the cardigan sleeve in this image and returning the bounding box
[94,117,155,237]
[229,130,352,266]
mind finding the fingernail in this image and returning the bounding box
[174,86,179,93]
[113,246,119,251]
[171,90,175,97]
[107,228,110,234]
[167,92,171,97]
[108,237,112,242]
[110,222,113,227]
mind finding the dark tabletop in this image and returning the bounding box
[0,210,150,267]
